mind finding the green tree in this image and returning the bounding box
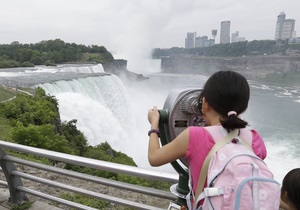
[61,119,88,156]
[0,59,21,68]
[30,50,43,65]
[11,122,72,154]
[2,88,60,128]
[15,48,35,63]
[21,61,34,67]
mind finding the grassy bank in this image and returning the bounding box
[0,86,18,140]
[0,85,17,102]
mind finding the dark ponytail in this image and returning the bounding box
[201,71,250,132]
[220,113,248,133]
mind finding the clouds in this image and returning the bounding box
[0,0,299,70]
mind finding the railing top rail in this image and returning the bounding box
[0,140,178,183]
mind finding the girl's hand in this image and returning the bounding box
[148,106,160,128]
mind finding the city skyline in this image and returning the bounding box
[185,11,297,48]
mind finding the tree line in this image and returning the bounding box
[0,39,114,68]
[152,40,300,58]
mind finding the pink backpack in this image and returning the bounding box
[187,127,281,210]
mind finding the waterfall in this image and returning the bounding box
[56,64,105,73]
[37,74,134,147]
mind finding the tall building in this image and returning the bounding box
[275,12,295,40]
[220,21,230,44]
[212,29,217,41]
[185,32,196,48]
[195,36,215,48]
[231,31,245,43]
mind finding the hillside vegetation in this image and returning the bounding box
[0,39,114,68]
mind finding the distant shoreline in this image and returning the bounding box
[160,55,300,87]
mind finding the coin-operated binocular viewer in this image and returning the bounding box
[158,87,205,209]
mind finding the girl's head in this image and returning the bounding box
[281,168,300,210]
[198,71,250,131]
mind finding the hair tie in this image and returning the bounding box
[227,111,237,116]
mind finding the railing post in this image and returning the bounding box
[0,148,25,203]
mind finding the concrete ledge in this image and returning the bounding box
[0,187,63,210]
[29,201,63,210]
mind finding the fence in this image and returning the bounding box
[0,140,179,210]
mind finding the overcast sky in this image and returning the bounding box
[1,0,299,62]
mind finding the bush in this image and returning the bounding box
[44,60,56,66]
[61,119,88,156]
[11,122,73,154]
[21,61,34,67]
[2,88,60,127]
[0,59,21,68]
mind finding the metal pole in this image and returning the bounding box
[0,148,25,203]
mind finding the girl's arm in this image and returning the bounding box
[148,106,189,166]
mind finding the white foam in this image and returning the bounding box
[264,137,300,184]
[25,68,58,73]
[250,84,274,90]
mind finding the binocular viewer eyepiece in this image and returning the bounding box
[159,87,205,147]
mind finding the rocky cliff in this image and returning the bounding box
[102,59,147,83]
[161,56,300,80]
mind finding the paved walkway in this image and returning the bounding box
[0,187,63,210]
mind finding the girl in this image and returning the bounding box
[280,168,300,210]
[147,71,267,209]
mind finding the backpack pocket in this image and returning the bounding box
[234,177,281,210]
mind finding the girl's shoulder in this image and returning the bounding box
[190,126,263,143]
[188,126,220,144]
[188,126,210,138]
[186,126,215,159]
[188,126,263,143]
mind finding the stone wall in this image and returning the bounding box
[102,59,147,82]
[102,59,128,72]
[161,56,300,79]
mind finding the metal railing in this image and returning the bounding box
[0,140,179,210]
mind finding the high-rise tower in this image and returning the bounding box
[275,12,295,40]
[212,29,217,41]
[185,32,196,48]
[220,21,230,44]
